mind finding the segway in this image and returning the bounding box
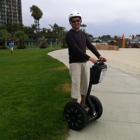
[63,59,107,130]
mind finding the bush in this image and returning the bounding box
[17,45,26,49]
[61,44,67,48]
[39,42,47,49]
[0,45,7,49]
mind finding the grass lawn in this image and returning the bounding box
[0,48,71,140]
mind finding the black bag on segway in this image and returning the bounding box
[90,60,107,84]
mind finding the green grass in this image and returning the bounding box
[0,49,71,140]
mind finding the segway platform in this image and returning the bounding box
[63,60,107,130]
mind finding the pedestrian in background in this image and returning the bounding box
[9,41,14,54]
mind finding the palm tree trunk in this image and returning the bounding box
[38,20,40,39]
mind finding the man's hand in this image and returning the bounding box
[89,57,98,63]
[89,56,107,63]
[99,56,107,62]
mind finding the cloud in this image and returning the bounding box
[22,0,140,36]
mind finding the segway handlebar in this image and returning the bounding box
[95,59,105,65]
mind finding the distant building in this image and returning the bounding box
[124,36,132,40]
[135,34,140,39]
[0,0,22,26]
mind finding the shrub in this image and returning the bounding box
[37,37,47,49]
[39,42,47,49]
[17,45,26,49]
[0,45,7,49]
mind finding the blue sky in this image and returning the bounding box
[22,0,140,37]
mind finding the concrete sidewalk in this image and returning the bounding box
[48,49,140,140]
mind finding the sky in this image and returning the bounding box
[22,0,140,37]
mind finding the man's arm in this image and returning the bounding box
[85,37,101,58]
[66,33,90,60]
[85,38,101,63]
[84,33,107,63]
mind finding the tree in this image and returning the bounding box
[57,29,67,47]
[0,30,9,42]
[0,25,6,30]
[23,26,35,36]
[49,23,62,35]
[0,29,11,48]
[49,23,67,45]
[14,31,28,49]
[30,5,43,40]
[85,33,93,42]
[101,35,111,39]
[31,24,37,33]
[5,23,24,37]
[40,28,48,37]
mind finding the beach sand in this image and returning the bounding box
[87,48,140,77]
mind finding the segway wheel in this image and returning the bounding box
[63,102,88,131]
[87,95,103,120]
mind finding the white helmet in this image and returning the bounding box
[69,11,82,22]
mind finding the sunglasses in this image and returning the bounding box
[71,20,80,23]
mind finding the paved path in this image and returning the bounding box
[48,49,140,140]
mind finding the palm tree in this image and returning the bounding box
[49,23,67,43]
[23,26,35,36]
[49,23,61,35]
[14,31,28,49]
[57,29,67,46]
[30,5,43,40]
[46,28,54,36]
[49,23,67,35]
[40,28,48,37]
[31,24,37,33]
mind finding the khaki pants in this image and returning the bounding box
[69,63,88,99]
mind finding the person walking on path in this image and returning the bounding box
[65,11,107,112]
[9,41,14,54]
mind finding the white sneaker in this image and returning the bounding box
[83,106,90,112]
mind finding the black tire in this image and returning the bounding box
[63,102,88,131]
[87,95,103,120]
